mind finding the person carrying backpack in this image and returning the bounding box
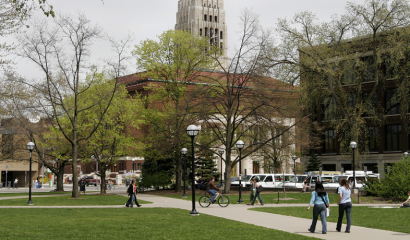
[307,181,329,234]
[125,179,141,208]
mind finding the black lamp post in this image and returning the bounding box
[218,148,224,187]
[292,155,297,188]
[350,141,357,188]
[236,140,244,203]
[26,142,35,205]
[187,125,199,215]
[181,148,188,198]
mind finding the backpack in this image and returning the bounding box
[127,185,133,195]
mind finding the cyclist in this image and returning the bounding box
[206,177,220,203]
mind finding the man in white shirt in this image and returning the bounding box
[14,178,18,188]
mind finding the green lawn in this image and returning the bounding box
[164,192,341,204]
[250,206,410,233]
[0,191,72,198]
[0,208,319,240]
[0,194,151,206]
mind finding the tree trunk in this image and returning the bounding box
[56,165,65,191]
[224,162,232,193]
[101,165,106,194]
[72,142,79,198]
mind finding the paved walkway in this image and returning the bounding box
[0,192,408,240]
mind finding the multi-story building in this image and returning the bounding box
[175,0,228,69]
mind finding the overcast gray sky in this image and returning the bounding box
[8,0,366,79]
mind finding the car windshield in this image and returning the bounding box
[240,175,252,182]
[289,176,307,183]
[321,177,333,183]
[331,176,347,183]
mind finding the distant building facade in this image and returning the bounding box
[175,0,228,68]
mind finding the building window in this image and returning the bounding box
[200,28,202,36]
[362,91,378,117]
[383,54,399,79]
[1,134,13,158]
[322,164,336,171]
[209,15,212,22]
[361,56,375,82]
[204,15,207,21]
[385,125,401,151]
[322,97,336,120]
[205,27,208,37]
[323,129,337,153]
[385,88,401,115]
[365,126,379,152]
[215,16,217,22]
[137,163,142,171]
[220,31,223,39]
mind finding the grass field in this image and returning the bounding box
[0,191,72,198]
[0,194,151,206]
[0,208,319,240]
[164,192,342,204]
[250,206,410,233]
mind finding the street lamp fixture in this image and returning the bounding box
[181,148,188,198]
[218,148,224,187]
[404,152,409,158]
[26,142,35,205]
[350,141,357,188]
[236,140,244,203]
[187,125,199,215]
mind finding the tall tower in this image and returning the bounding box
[175,0,228,69]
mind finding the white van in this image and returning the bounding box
[275,174,297,188]
[253,174,280,188]
[230,174,259,188]
[283,175,308,188]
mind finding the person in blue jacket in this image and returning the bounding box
[307,181,329,234]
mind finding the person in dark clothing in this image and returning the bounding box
[125,179,141,208]
[206,177,220,203]
[79,178,86,195]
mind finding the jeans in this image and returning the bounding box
[251,191,264,205]
[337,202,352,231]
[207,190,218,202]
[126,194,135,207]
[309,204,327,233]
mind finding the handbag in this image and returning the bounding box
[319,193,330,217]
[257,185,264,192]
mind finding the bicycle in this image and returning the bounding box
[199,190,230,208]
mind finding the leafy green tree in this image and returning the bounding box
[77,73,144,194]
[272,0,410,164]
[364,156,410,202]
[132,29,219,192]
[306,153,322,172]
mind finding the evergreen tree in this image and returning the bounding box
[306,153,322,172]
[196,151,218,182]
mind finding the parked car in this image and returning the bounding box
[275,174,296,188]
[83,176,99,186]
[254,174,282,188]
[283,175,308,188]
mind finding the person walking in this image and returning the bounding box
[247,178,258,205]
[79,177,86,195]
[250,178,264,206]
[307,181,329,234]
[125,179,141,207]
[336,178,352,233]
[14,178,18,189]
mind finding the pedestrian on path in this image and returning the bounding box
[247,178,258,205]
[307,181,329,234]
[125,179,141,207]
[79,178,86,195]
[337,178,352,233]
[14,178,18,189]
[251,178,264,205]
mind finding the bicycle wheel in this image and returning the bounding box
[199,196,211,208]
[218,195,230,207]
